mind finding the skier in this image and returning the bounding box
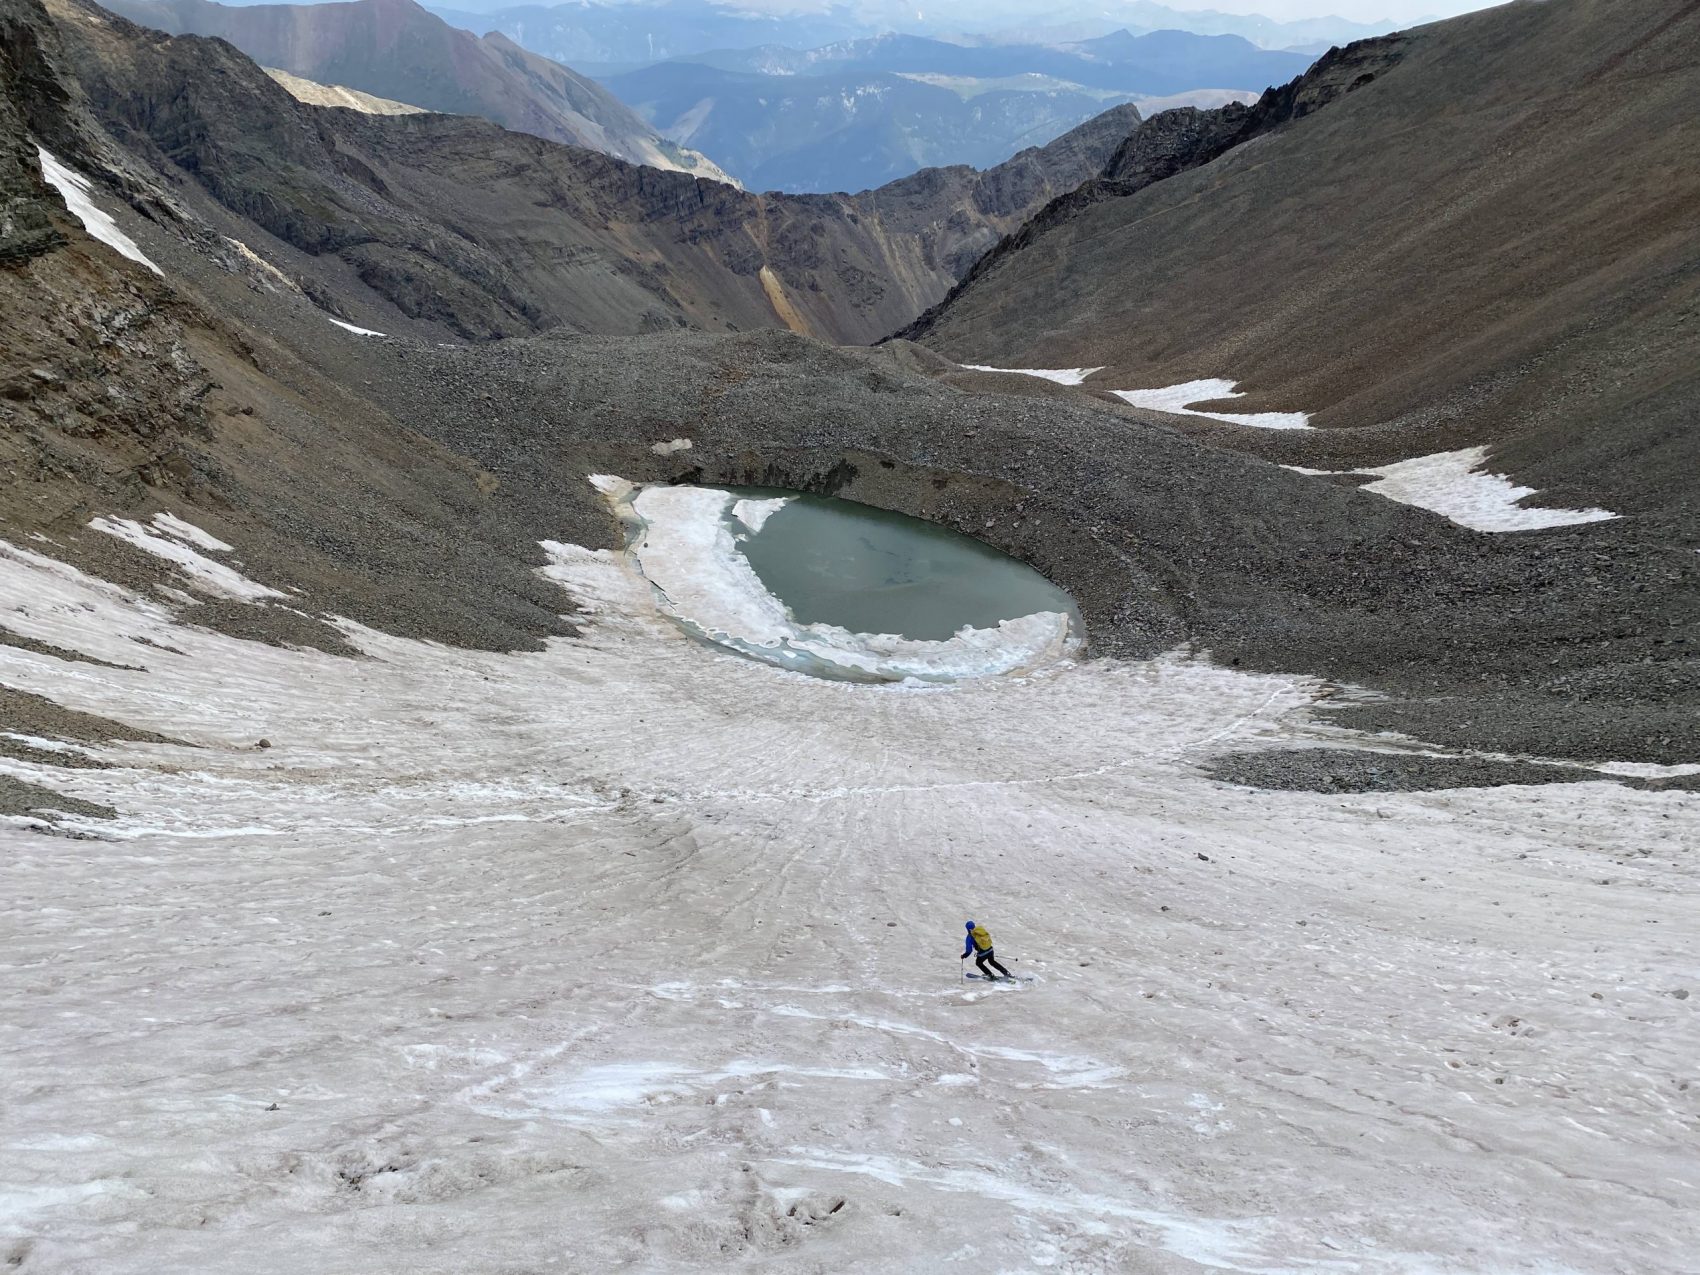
[961,919,1012,981]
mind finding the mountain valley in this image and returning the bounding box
[2,0,1696,1269]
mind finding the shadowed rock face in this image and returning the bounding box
[48,0,1143,342]
[899,0,1700,528]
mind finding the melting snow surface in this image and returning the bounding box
[1355,446,1620,532]
[0,529,1695,1273]
[624,484,1076,681]
[88,514,285,602]
[34,146,162,275]
[1112,379,1312,430]
[961,365,1104,385]
[147,513,232,553]
[328,318,385,337]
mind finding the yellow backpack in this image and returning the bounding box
[970,925,993,951]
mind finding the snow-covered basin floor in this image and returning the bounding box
[1,540,1696,1273]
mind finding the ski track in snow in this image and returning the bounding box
[34,147,162,276]
[0,526,1696,1273]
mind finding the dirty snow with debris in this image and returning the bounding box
[0,521,1696,1274]
[34,146,162,276]
[1352,446,1621,532]
[87,514,285,602]
[1113,379,1313,430]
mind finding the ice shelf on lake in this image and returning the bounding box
[618,483,1077,682]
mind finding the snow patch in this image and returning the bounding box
[88,516,285,603]
[1579,761,1700,780]
[1354,447,1619,532]
[587,473,632,498]
[1112,379,1312,430]
[149,513,231,553]
[34,146,162,275]
[492,1058,891,1121]
[650,438,693,456]
[534,1062,702,1114]
[328,318,385,337]
[961,364,1103,386]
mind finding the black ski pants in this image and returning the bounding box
[975,949,1010,979]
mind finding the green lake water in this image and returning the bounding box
[732,489,1080,641]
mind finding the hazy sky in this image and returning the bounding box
[1160,0,1500,19]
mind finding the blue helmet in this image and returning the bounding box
[965,920,976,930]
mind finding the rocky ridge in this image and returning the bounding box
[101,0,734,181]
[897,0,1700,537]
[52,0,1144,342]
[897,32,1411,344]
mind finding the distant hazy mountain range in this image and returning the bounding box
[429,0,1401,62]
[597,65,1107,194]
[104,0,1318,195]
[429,0,871,67]
[685,29,1314,90]
[103,0,735,181]
[600,31,1308,193]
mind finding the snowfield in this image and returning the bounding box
[955,368,1314,429]
[1111,380,1313,430]
[1285,448,1622,532]
[34,147,162,276]
[1352,447,1621,532]
[1,527,1696,1273]
[961,365,1104,386]
[327,317,386,337]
